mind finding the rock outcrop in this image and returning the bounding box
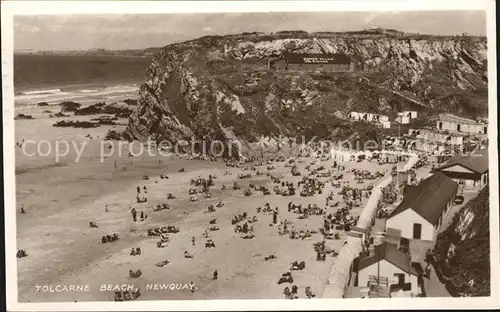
[59,101,82,112]
[125,31,488,157]
[74,102,135,118]
[74,103,107,115]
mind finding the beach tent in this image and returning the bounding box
[331,149,354,162]
[365,150,373,159]
[356,151,366,161]
[330,149,344,162]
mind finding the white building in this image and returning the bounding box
[412,141,445,154]
[381,121,391,129]
[331,148,355,162]
[407,111,418,119]
[409,129,464,146]
[398,111,418,119]
[395,111,418,124]
[356,242,419,296]
[385,173,458,241]
[436,114,488,135]
[348,112,363,121]
[348,112,390,127]
[379,115,390,122]
[435,148,489,188]
[395,115,410,124]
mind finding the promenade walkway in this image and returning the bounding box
[321,154,418,298]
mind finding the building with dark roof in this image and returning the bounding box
[385,172,458,241]
[354,242,420,296]
[435,147,489,188]
[268,53,354,72]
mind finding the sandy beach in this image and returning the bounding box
[6,9,494,308]
[15,108,396,302]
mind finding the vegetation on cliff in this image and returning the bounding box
[125,31,488,156]
[433,187,490,297]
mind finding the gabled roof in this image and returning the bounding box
[385,228,402,247]
[436,148,489,174]
[438,113,484,125]
[389,172,458,225]
[358,243,417,276]
[285,53,351,64]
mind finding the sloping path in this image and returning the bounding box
[321,153,418,298]
[359,76,428,108]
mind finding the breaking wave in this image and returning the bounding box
[16,88,63,96]
[14,84,140,107]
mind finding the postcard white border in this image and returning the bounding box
[2,1,499,311]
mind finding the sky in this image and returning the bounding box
[14,11,486,51]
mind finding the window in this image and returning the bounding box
[394,273,405,285]
[413,223,422,239]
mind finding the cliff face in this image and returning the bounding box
[124,32,487,156]
[433,187,490,297]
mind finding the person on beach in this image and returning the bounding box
[213,270,218,280]
[425,249,433,263]
[273,211,278,224]
[137,186,140,194]
[424,263,431,279]
[20,204,25,214]
[192,236,195,246]
[131,208,137,222]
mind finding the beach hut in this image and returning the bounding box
[385,173,458,241]
[365,150,373,160]
[380,121,391,129]
[355,242,419,295]
[331,149,352,162]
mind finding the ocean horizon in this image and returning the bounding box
[14,54,152,108]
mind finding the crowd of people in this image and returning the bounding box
[18,140,394,301]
